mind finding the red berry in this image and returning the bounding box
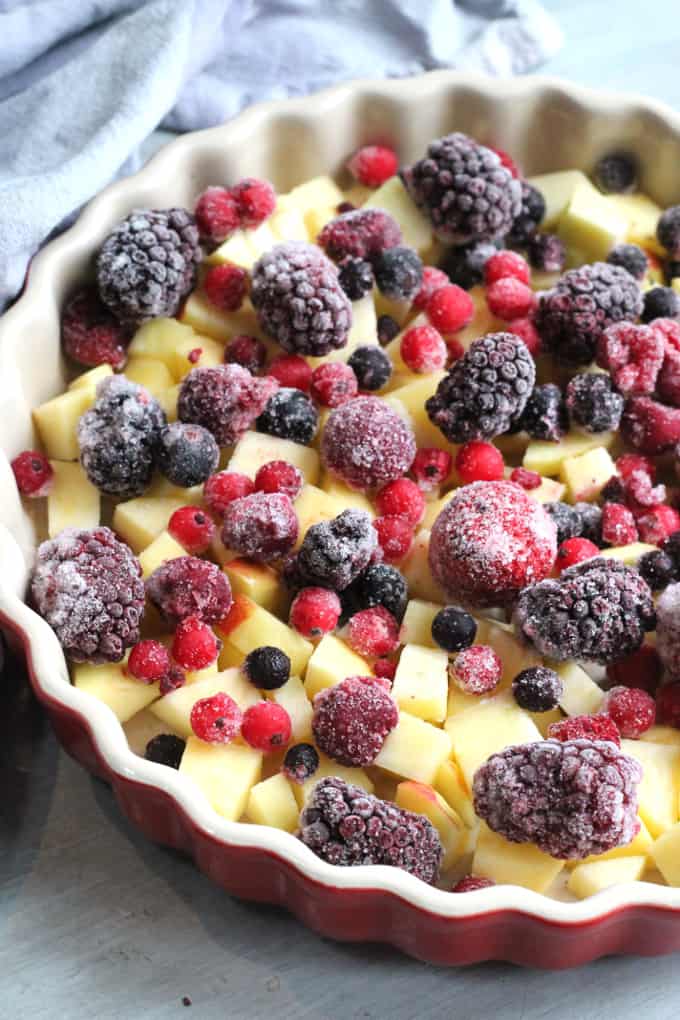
[312,675,398,766]
[603,685,656,739]
[374,657,397,681]
[168,506,216,555]
[425,285,474,335]
[241,701,292,753]
[601,502,638,546]
[346,605,400,657]
[127,640,171,683]
[487,145,521,177]
[547,713,621,746]
[194,187,240,245]
[11,450,54,497]
[510,467,541,490]
[411,447,452,491]
[187,347,202,364]
[452,876,495,893]
[412,266,449,310]
[267,353,312,392]
[289,587,342,638]
[204,471,255,517]
[486,278,536,320]
[254,460,303,500]
[555,537,600,572]
[230,177,276,228]
[373,515,414,563]
[61,288,131,369]
[172,616,220,671]
[653,318,680,406]
[507,317,541,357]
[657,682,680,728]
[638,505,680,545]
[160,664,186,696]
[225,334,267,374]
[621,396,680,454]
[375,477,425,525]
[597,322,664,396]
[455,441,504,484]
[310,362,358,407]
[484,250,531,286]
[346,145,398,188]
[446,337,466,362]
[400,324,447,373]
[203,263,248,312]
[190,691,242,744]
[450,644,502,695]
[607,644,663,696]
[617,453,656,483]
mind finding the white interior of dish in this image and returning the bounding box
[2,70,680,922]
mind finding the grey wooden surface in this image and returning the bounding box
[6,2,680,1016]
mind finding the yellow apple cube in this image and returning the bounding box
[216,594,313,676]
[293,751,375,807]
[113,496,185,553]
[399,599,442,647]
[73,661,159,723]
[555,661,605,716]
[605,192,664,255]
[283,175,344,220]
[68,364,113,392]
[304,634,372,700]
[269,202,309,243]
[558,178,628,262]
[320,475,374,515]
[567,856,647,899]
[385,371,452,450]
[168,335,226,381]
[128,317,195,367]
[395,781,465,869]
[455,285,504,352]
[644,726,680,747]
[375,712,452,785]
[180,293,267,344]
[366,176,433,254]
[560,445,617,503]
[392,643,448,722]
[445,693,542,789]
[206,229,258,268]
[523,431,615,477]
[47,460,100,536]
[472,823,564,893]
[600,543,656,566]
[228,430,320,484]
[33,386,93,460]
[293,484,345,548]
[650,822,680,886]
[156,384,181,421]
[138,530,186,577]
[179,737,262,820]
[124,357,174,394]
[621,739,680,838]
[270,675,312,742]
[434,759,476,828]
[223,557,289,617]
[150,668,259,737]
[526,169,590,228]
[247,773,300,832]
[401,530,446,603]
[421,494,453,531]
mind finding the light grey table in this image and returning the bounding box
[5,3,680,1016]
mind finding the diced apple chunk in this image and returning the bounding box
[605,192,664,255]
[124,357,174,394]
[365,176,433,254]
[68,364,113,391]
[600,543,656,566]
[556,661,605,716]
[558,178,627,262]
[395,781,465,869]
[228,431,320,484]
[293,751,375,807]
[445,693,542,789]
[375,712,452,784]
[523,431,614,477]
[216,594,313,676]
[168,335,226,381]
[304,634,372,700]
[113,496,186,554]
[644,726,680,747]
[72,661,159,722]
[223,558,290,617]
[180,293,268,344]
[620,739,680,838]
[128,317,195,368]
[650,822,680,885]
[385,371,452,450]
[434,759,476,828]
[526,170,590,229]
[399,599,442,647]
[560,445,617,503]
[401,531,446,603]
[47,460,100,536]
[270,676,313,742]
[472,822,564,893]
[391,643,448,722]
[567,856,647,899]
[206,229,258,268]
[293,484,345,548]
[247,773,299,831]
[150,668,259,737]
[455,285,504,352]
[123,708,172,756]
[138,530,186,577]
[33,387,93,461]
[179,737,262,820]
[320,475,374,515]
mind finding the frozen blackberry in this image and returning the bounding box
[544,501,583,545]
[146,555,232,626]
[638,548,677,591]
[514,556,656,664]
[347,345,392,391]
[511,666,562,712]
[221,491,298,562]
[515,383,567,442]
[312,676,398,766]
[372,246,423,302]
[431,606,477,653]
[507,181,546,245]
[322,396,416,490]
[441,240,498,290]
[377,314,400,345]
[401,132,522,243]
[667,260,680,282]
[656,582,680,676]
[574,502,604,546]
[156,422,219,488]
[318,208,402,261]
[607,243,649,281]
[31,527,144,663]
[78,375,165,498]
[663,529,680,566]
[96,208,200,325]
[536,262,643,364]
[426,332,535,444]
[343,563,408,623]
[593,152,638,194]
[526,233,566,273]
[250,242,351,356]
[178,364,277,447]
[566,372,624,433]
[337,258,374,300]
[657,206,680,257]
[144,734,186,769]
[473,739,642,859]
[256,387,318,445]
[641,285,680,323]
[282,743,319,784]
[243,646,291,690]
[299,776,442,882]
[297,509,378,591]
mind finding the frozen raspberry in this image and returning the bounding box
[508,181,546,244]
[452,876,495,893]
[61,288,131,369]
[566,372,623,434]
[401,133,521,243]
[377,314,400,345]
[312,676,398,766]
[347,345,392,391]
[411,448,452,491]
[620,396,680,454]
[221,491,297,563]
[243,646,291,690]
[257,387,319,445]
[594,152,637,194]
[322,396,416,491]
[596,322,664,396]
[375,478,425,526]
[485,250,531,286]
[556,537,599,572]
[638,548,677,590]
[254,460,303,500]
[318,208,402,261]
[127,639,171,684]
[431,606,477,652]
[342,563,408,623]
[289,587,342,638]
[282,742,319,784]
[203,471,254,517]
[658,205,680,256]
[413,266,449,310]
[430,480,557,607]
[642,286,679,323]
[373,515,414,563]
[455,441,504,485]
[486,278,536,321]
[655,583,680,677]
[11,450,53,498]
[225,334,267,375]
[426,332,535,444]
[509,467,541,490]
[241,701,291,753]
[310,362,358,408]
[515,557,656,664]
[425,284,474,335]
[516,383,567,441]
[601,502,638,546]
[399,324,447,373]
[526,233,566,274]
[450,644,501,695]
[194,187,240,245]
[654,318,680,406]
[172,615,219,671]
[190,692,242,744]
[157,422,219,488]
[297,509,378,591]
[607,643,663,696]
[505,317,540,357]
[657,683,680,727]
[347,145,398,187]
[346,606,400,658]
[160,665,186,696]
[146,556,232,626]
[373,246,423,302]
[637,505,680,546]
[203,263,248,312]
[607,243,649,281]
[31,527,144,663]
[512,666,562,712]
[603,685,655,739]
[168,506,216,555]
[337,257,374,300]
[473,738,642,859]
[299,776,442,882]
[178,364,277,447]
[230,177,276,228]
[267,353,312,392]
[145,734,186,769]
[547,715,620,747]
[78,375,165,499]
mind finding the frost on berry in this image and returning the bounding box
[312,676,398,766]
[297,509,378,591]
[656,582,680,678]
[146,556,232,626]
[321,396,416,491]
[220,492,298,563]
[178,364,278,447]
[596,321,664,396]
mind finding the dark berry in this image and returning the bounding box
[144,734,186,769]
[372,246,423,302]
[607,243,649,281]
[607,643,663,696]
[544,501,582,545]
[146,556,232,626]
[526,233,566,273]
[516,383,567,441]
[663,529,680,565]
[221,491,298,562]
[318,208,402,261]
[377,314,400,345]
[431,606,477,652]
[637,549,675,591]
[157,422,219,487]
[512,666,562,712]
[507,181,546,245]
[641,286,680,323]
[297,509,378,591]
[347,345,392,391]
[658,205,680,257]
[312,676,398,766]
[575,502,603,547]
[593,152,638,194]
[566,372,624,433]
[441,240,498,290]
[338,257,374,300]
[61,287,131,369]
[343,563,409,623]
[178,364,277,447]
[282,742,319,784]
[322,396,416,490]
[243,646,291,690]
[257,387,319,445]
